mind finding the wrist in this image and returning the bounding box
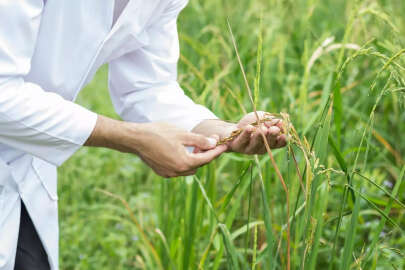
[84,115,130,151]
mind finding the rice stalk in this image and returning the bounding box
[155,228,177,270]
[198,227,218,270]
[96,189,164,270]
[227,19,291,270]
[361,165,405,268]
[252,224,258,270]
[245,163,254,257]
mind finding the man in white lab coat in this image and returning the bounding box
[0,0,286,269]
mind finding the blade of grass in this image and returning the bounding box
[194,176,219,222]
[329,135,356,202]
[228,19,291,270]
[195,176,247,269]
[198,227,218,270]
[339,185,362,270]
[254,13,263,108]
[217,163,252,214]
[155,228,177,270]
[333,74,343,147]
[218,223,241,270]
[254,155,276,269]
[252,224,258,270]
[346,184,402,230]
[354,172,405,209]
[96,189,164,270]
[245,163,254,257]
[183,178,199,270]
[361,165,405,268]
[302,105,331,269]
[330,63,395,269]
[307,181,330,270]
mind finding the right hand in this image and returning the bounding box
[132,122,227,177]
[85,116,227,178]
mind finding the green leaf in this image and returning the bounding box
[218,223,241,270]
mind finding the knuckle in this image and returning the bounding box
[195,135,207,146]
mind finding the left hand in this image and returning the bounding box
[227,111,287,155]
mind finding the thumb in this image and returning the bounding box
[193,135,220,153]
[182,133,218,150]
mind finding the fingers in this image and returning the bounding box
[189,144,227,167]
[276,120,285,133]
[267,126,280,147]
[237,111,266,128]
[245,125,268,154]
[245,125,285,154]
[230,124,254,150]
[181,133,217,150]
[192,135,220,153]
[165,144,226,177]
[275,134,287,148]
[264,118,280,128]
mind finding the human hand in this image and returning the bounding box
[227,111,287,154]
[85,116,227,178]
[132,122,227,177]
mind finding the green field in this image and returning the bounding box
[59,0,405,269]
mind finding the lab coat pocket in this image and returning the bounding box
[32,158,58,201]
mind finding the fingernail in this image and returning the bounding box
[207,138,217,147]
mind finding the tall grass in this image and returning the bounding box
[59,0,405,269]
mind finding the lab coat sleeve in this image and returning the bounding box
[108,0,218,131]
[0,0,98,166]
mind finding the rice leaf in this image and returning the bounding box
[183,179,199,270]
[346,185,402,230]
[329,135,356,202]
[218,223,241,270]
[217,163,251,214]
[333,74,343,147]
[354,172,405,209]
[361,166,405,268]
[254,14,263,108]
[339,184,362,270]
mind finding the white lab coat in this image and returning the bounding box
[0,0,217,269]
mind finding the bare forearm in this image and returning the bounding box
[84,115,140,153]
[83,112,286,176]
[83,115,226,178]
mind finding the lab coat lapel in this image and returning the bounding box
[99,0,161,63]
[27,0,114,101]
